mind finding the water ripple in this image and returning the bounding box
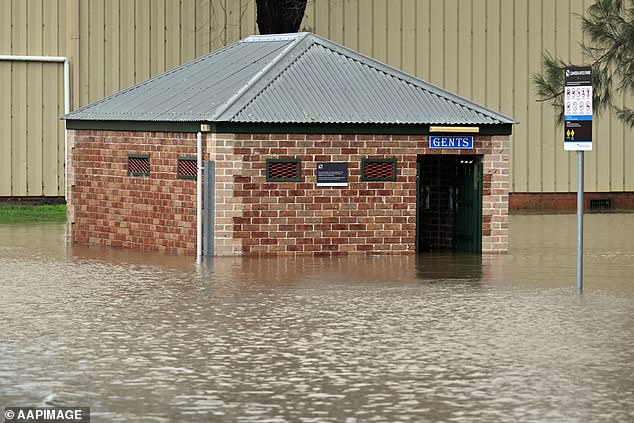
[1,218,633,422]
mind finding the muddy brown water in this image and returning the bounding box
[1,214,633,422]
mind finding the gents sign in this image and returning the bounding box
[564,66,592,151]
[316,162,348,186]
[429,136,473,149]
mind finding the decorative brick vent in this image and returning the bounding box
[266,159,301,182]
[128,155,150,176]
[361,158,397,181]
[177,157,197,179]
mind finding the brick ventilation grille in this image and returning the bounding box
[128,156,149,174]
[364,161,395,180]
[589,199,611,210]
[178,158,197,177]
[268,161,299,180]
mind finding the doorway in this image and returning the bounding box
[416,155,483,253]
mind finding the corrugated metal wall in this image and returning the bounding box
[0,0,67,196]
[305,0,634,194]
[1,0,633,197]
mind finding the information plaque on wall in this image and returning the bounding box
[316,162,348,187]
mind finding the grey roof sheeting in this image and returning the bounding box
[63,32,515,126]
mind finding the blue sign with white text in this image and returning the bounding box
[429,136,474,149]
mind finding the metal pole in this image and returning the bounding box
[577,151,584,293]
[203,161,215,257]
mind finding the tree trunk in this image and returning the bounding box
[256,0,308,35]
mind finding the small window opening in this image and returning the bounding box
[266,159,301,182]
[177,157,198,179]
[361,158,397,182]
[128,154,150,177]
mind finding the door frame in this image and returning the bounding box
[415,155,483,253]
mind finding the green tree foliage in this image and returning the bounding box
[533,0,634,127]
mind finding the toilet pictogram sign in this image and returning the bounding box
[564,66,592,151]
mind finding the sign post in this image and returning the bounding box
[564,66,592,293]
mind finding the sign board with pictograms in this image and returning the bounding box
[564,66,592,151]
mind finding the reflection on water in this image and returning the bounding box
[0,215,633,422]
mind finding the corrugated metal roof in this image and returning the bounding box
[63,32,515,126]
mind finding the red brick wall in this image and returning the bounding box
[210,133,418,256]
[68,130,510,256]
[68,130,199,254]
[510,192,634,212]
[209,133,510,256]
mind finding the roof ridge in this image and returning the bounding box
[211,32,311,121]
[242,33,308,42]
[227,38,317,120]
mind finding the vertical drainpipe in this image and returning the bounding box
[70,0,80,201]
[71,0,80,110]
[197,131,203,257]
[63,58,70,199]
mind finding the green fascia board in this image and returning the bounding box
[66,120,513,136]
[216,122,513,136]
[66,120,205,133]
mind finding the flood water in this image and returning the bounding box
[1,214,633,422]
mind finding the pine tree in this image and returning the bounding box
[533,0,634,127]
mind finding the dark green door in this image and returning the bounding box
[453,160,483,253]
